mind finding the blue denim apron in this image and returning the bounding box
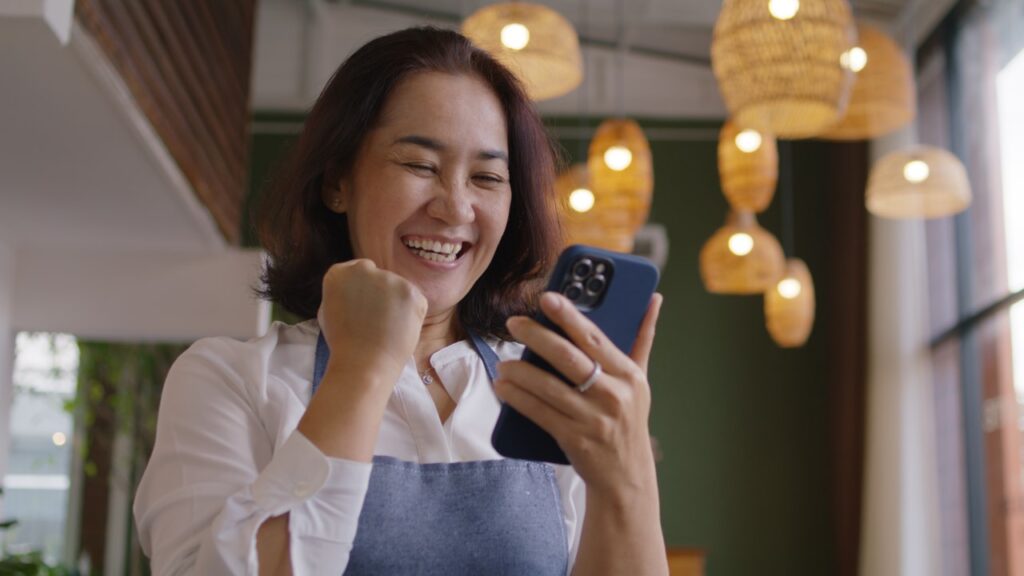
[311,331,570,576]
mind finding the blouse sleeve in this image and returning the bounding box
[133,337,372,575]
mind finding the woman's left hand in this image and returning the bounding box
[494,291,663,499]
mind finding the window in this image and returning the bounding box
[921,3,1024,574]
[997,43,1024,561]
[2,333,78,564]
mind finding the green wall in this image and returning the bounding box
[248,114,837,576]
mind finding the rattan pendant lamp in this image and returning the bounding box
[462,2,583,101]
[761,141,816,346]
[711,0,857,138]
[822,23,916,140]
[586,118,654,252]
[553,0,638,253]
[865,146,972,218]
[557,163,637,253]
[765,258,816,346]
[700,210,785,294]
[718,120,778,212]
[581,0,653,253]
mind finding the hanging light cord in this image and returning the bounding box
[616,0,626,118]
[781,140,795,258]
[577,0,589,161]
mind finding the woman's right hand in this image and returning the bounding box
[299,259,427,462]
[317,259,428,383]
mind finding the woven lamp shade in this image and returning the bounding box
[700,211,785,295]
[462,2,582,101]
[711,0,856,138]
[822,23,916,140]
[718,120,778,212]
[765,258,816,347]
[866,146,972,218]
[555,164,639,253]
[587,119,654,239]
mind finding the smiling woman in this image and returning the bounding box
[255,28,560,339]
[132,27,668,576]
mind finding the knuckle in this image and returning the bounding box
[627,368,647,389]
[585,330,603,349]
[569,436,594,458]
[606,387,628,413]
[593,416,615,443]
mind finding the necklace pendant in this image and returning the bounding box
[421,369,433,385]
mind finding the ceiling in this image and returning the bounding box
[0,17,222,252]
[342,0,913,60]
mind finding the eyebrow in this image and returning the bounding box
[393,134,508,164]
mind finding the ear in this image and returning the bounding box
[322,178,349,214]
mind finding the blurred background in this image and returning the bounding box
[0,0,1022,575]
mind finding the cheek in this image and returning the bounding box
[483,196,512,245]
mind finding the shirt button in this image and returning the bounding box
[292,480,314,498]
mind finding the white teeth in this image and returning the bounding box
[411,248,456,263]
[403,238,462,256]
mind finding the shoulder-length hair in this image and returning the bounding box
[256,27,562,339]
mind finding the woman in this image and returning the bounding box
[134,27,667,575]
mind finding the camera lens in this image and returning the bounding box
[564,282,584,301]
[585,275,606,295]
[572,258,593,279]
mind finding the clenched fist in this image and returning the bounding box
[317,259,428,385]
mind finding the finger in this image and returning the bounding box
[497,359,596,422]
[629,293,663,374]
[493,379,578,442]
[505,316,599,388]
[538,292,634,375]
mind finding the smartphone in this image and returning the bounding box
[491,244,660,464]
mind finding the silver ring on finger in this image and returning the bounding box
[577,359,602,393]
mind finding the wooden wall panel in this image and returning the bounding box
[75,0,256,244]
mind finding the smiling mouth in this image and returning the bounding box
[401,237,470,264]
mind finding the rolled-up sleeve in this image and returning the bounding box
[133,339,371,575]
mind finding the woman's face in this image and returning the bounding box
[335,72,512,318]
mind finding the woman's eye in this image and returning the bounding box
[405,163,436,174]
[474,174,506,184]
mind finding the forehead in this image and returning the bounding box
[373,72,508,149]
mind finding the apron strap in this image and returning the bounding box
[466,330,500,383]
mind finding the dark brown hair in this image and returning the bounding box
[256,27,562,339]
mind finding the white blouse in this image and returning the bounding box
[133,319,586,575]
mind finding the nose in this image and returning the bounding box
[426,175,475,225]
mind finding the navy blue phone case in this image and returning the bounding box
[491,245,660,464]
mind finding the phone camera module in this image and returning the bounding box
[572,258,594,280]
[585,275,606,295]
[564,282,584,301]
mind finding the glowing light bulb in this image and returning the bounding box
[500,23,530,50]
[777,277,802,299]
[52,432,67,447]
[903,160,930,183]
[841,46,868,72]
[768,0,800,20]
[568,188,595,213]
[735,129,763,153]
[728,232,754,256]
[603,146,633,171]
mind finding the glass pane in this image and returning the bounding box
[998,47,1024,294]
[2,333,78,564]
[997,43,1024,575]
